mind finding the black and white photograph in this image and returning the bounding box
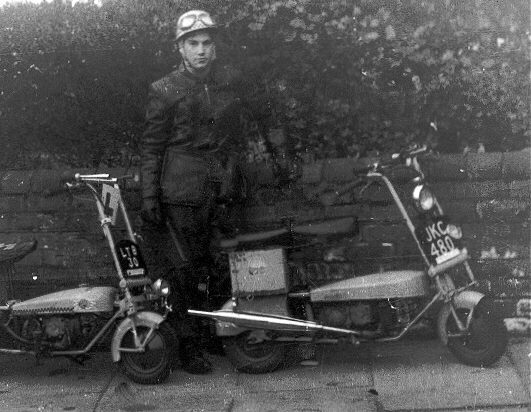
[0,0,529,410]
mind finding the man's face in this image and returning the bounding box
[179,31,215,74]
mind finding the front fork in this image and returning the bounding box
[435,262,484,344]
[110,295,171,362]
[111,309,168,362]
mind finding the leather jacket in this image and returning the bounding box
[141,62,244,204]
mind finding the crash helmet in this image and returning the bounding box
[176,10,217,42]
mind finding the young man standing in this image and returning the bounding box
[141,10,244,374]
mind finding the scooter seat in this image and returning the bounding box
[0,240,37,263]
[219,228,289,249]
[291,217,357,236]
[218,217,357,249]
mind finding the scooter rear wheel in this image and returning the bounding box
[446,297,508,367]
[120,322,177,384]
[223,330,286,374]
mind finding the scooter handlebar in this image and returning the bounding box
[74,173,116,183]
[393,144,428,161]
[68,173,137,185]
[352,145,428,177]
[65,173,138,193]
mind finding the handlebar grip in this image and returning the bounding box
[75,173,112,182]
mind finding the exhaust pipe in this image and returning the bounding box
[188,309,361,337]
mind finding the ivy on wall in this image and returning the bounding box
[0,0,529,169]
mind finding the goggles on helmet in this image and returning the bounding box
[176,10,216,41]
[179,12,215,30]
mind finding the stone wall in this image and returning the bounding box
[0,150,529,325]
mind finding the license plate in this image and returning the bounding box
[416,218,462,265]
[115,239,147,277]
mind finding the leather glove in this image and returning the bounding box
[140,197,163,226]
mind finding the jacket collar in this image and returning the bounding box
[178,61,215,83]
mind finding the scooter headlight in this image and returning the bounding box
[446,224,462,239]
[412,184,435,211]
[152,279,170,297]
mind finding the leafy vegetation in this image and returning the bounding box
[0,0,529,168]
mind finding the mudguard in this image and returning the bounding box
[437,290,484,345]
[111,311,165,362]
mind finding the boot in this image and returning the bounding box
[180,338,212,374]
[206,335,225,356]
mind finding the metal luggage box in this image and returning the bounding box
[228,248,288,297]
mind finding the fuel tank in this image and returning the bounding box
[310,270,429,302]
[11,286,116,316]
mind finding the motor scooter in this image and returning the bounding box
[189,145,508,373]
[0,173,176,384]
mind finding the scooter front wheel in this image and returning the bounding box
[120,322,177,384]
[446,297,508,367]
[223,330,286,374]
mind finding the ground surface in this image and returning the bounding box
[0,336,528,411]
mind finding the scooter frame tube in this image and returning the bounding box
[367,170,431,267]
[86,182,140,348]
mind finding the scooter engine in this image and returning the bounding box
[377,298,422,331]
[314,302,378,329]
[314,298,422,334]
[21,316,80,349]
[44,317,69,347]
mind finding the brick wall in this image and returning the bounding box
[0,150,529,323]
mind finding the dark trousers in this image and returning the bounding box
[142,200,215,340]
